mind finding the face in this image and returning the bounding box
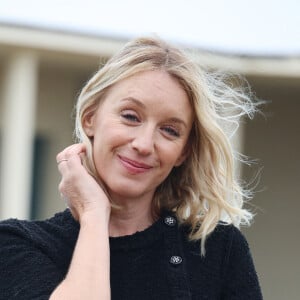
[83,70,193,202]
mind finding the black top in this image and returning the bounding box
[0,209,263,299]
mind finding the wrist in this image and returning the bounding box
[80,207,111,228]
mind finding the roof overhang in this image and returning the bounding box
[0,24,300,78]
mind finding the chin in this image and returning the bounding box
[107,184,153,201]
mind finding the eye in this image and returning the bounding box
[121,111,140,123]
[161,126,180,138]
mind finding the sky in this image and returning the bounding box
[0,0,300,57]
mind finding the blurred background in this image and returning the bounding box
[0,0,299,299]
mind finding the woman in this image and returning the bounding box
[0,37,263,299]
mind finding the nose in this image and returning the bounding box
[131,126,155,155]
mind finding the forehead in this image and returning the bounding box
[102,70,193,124]
[106,70,191,108]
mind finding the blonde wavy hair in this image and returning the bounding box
[75,36,257,253]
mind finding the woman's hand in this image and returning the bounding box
[50,143,111,299]
[56,143,111,224]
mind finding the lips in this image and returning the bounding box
[118,155,153,174]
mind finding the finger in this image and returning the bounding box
[56,144,86,175]
[66,149,88,169]
[56,143,86,163]
[57,159,69,165]
[57,156,80,176]
[56,146,81,163]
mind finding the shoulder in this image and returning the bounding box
[213,224,263,299]
[0,209,79,269]
[179,223,262,299]
[0,208,78,240]
[180,222,248,255]
[179,222,252,275]
[0,210,78,298]
[208,222,249,251]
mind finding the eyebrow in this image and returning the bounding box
[121,97,146,109]
[121,97,188,129]
[167,117,188,129]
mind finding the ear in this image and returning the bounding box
[174,143,191,167]
[82,109,96,137]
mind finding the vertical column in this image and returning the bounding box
[0,51,38,220]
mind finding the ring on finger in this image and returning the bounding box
[57,159,68,165]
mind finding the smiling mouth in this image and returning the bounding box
[118,155,153,174]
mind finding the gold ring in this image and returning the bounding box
[57,159,68,165]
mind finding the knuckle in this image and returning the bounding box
[56,153,62,162]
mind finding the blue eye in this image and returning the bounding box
[121,112,140,122]
[162,126,180,137]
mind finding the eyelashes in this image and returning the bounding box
[162,126,180,137]
[120,110,181,138]
[121,112,140,122]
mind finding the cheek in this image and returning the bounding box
[159,143,185,167]
[92,127,129,161]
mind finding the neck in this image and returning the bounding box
[108,195,155,237]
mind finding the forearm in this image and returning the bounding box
[50,215,110,300]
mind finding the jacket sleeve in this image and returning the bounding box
[221,226,263,300]
[0,221,63,300]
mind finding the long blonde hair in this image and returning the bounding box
[75,36,258,253]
